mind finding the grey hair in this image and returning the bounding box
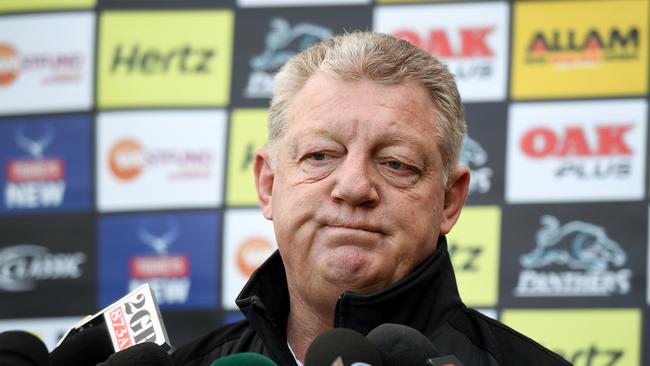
[268,31,465,181]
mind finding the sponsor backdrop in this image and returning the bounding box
[0,0,648,364]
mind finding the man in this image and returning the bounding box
[172,32,570,366]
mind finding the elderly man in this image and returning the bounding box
[172,32,569,366]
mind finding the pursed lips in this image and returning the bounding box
[323,222,384,235]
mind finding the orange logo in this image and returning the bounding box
[236,237,274,277]
[109,139,146,181]
[0,44,19,86]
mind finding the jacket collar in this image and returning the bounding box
[236,236,462,350]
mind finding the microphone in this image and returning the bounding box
[96,342,174,366]
[0,330,49,366]
[304,328,383,366]
[49,322,114,366]
[50,284,171,366]
[209,352,278,365]
[366,324,464,366]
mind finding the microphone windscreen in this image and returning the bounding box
[96,342,173,366]
[366,323,440,366]
[305,328,383,366]
[49,322,114,366]
[0,330,49,366]
[209,352,278,365]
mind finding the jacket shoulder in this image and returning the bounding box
[452,308,571,366]
[171,319,263,366]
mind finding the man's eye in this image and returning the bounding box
[310,152,327,161]
[387,160,403,170]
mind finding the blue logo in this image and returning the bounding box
[99,211,220,310]
[0,115,92,214]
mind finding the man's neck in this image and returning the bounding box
[285,289,336,363]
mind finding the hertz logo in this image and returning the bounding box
[110,44,216,74]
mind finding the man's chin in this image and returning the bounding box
[316,249,389,294]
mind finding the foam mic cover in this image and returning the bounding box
[366,323,439,366]
[0,330,49,366]
[209,352,278,365]
[305,328,383,366]
[96,342,174,366]
[49,322,114,366]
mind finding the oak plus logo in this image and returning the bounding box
[128,220,191,305]
[374,2,509,101]
[521,124,633,179]
[0,244,86,292]
[514,215,630,297]
[244,18,332,99]
[0,43,84,88]
[459,134,492,195]
[506,100,647,203]
[395,26,495,78]
[526,27,639,70]
[5,125,66,209]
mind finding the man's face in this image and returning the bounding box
[255,73,468,302]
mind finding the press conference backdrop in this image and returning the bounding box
[0,0,647,364]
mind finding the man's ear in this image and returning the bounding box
[254,147,274,220]
[439,166,470,235]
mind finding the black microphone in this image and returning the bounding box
[96,342,174,366]
[49,322,114,366]
[366,324,464,366]
[304,328,383,366]
[0,330,49,366]
[366,323,439,366]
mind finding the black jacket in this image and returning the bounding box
[172,238,570,366]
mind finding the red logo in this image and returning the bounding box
[129,255,190,278]
[520,125,633,158]
[393,27,494,58]
[7,159,65,182]
[108,306,132,350]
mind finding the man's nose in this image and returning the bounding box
[330,155,379,207]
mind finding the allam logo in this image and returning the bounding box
[244,18,332,99]
[514,215,631,297]
[526,28,639,69]
[5,125,66,209]
[510,0,648,98]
